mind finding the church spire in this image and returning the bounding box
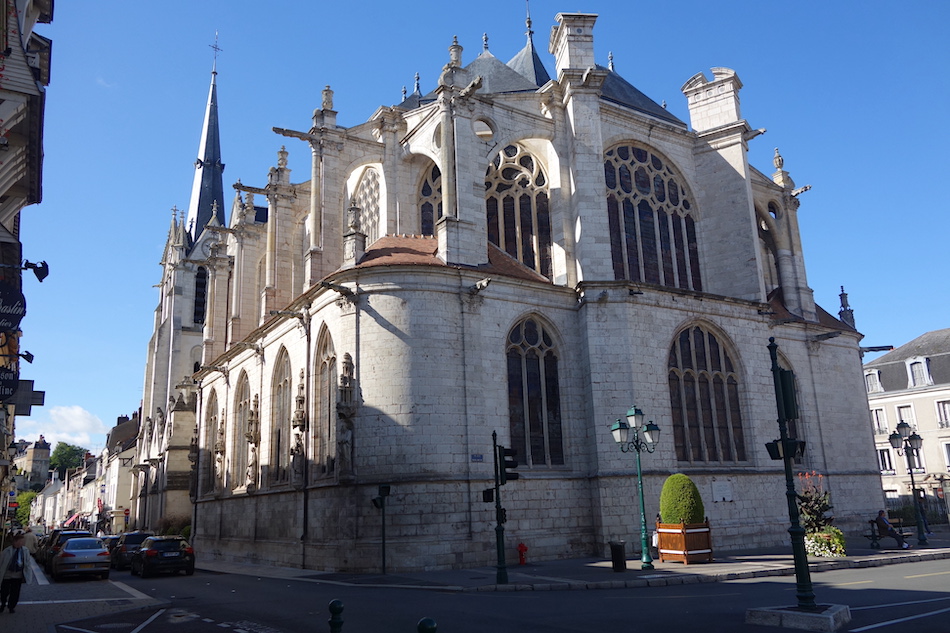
[185,40,226,245]
[506,1,551,87]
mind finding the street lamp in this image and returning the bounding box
[610,406,660,570]
[889,421,928,546]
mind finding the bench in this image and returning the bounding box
[865,518,913,549]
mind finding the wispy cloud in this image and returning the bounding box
[15,406,109,453]
[96,77,116,89]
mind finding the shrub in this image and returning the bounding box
[796,471,834,533]
[155,514,190,536]
[181,525,191,541]
[659,473,705,524]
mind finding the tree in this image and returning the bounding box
[15,491,36,527]
[49,442,88,480]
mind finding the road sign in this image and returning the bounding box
[123,508,130,516]
[8,502,18,508]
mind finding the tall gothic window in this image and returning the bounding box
[205,390,219,493]
[486,145,552,278]
[271,349,293,484]
[507,317,564,467]
[605,144,701,290]
[232,373,250,489]
[419,164,442,236]
[314,327,337,478]
[668,325,746,463]
[354,167,381,245]
[194,267,208,325]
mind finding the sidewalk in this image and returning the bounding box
[194,527,950,592]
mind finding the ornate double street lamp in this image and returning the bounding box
[610,406,660,570]
[889,421,928,546]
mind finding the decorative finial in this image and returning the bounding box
[209,31,222,74]
[661,100,667,109]
[277,145,288,169]
[525,0,533,38]
[773,147,784,170]
[401,85,407,100]
[483,33,489,52]
[322,85,334,111]
[608,51,614,72]
[414,72,421,94]
[448,35,462,68]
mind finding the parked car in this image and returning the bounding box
[49,537,111,581]
[111,531,153,570]
[130,536,195,577]
[39,530,92,569]
[101,535,120,554]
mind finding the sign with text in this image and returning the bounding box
[0,366,18,402]
[0,282,25,331]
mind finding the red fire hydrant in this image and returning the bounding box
[517,542,528,565]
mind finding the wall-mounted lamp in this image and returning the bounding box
[0,351,34,364]
[0,260,49,282]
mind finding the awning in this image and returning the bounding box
[63,513,80,526]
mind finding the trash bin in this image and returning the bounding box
[608,540,626,572]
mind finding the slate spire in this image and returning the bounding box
[185,60,226,244]
[506,5,551,87]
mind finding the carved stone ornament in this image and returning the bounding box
[292,369,307,431]
[246,444,258,491]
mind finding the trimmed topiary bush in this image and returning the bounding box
[659,473,705,524]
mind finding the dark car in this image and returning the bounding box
[130,536,195,577]
[39,530,92,569]
[49,537,111,581]
[101,534,120,553]
[111,531,153,570]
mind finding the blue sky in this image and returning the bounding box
[13,1,949,451]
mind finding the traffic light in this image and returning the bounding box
[498,446,519,484]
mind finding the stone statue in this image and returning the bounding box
[322,85,334,111]
[291,431,306,488]
[337,418,353,476]
[246,444,258,491]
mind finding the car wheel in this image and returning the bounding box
[185,566,194,576]
[130,560,139,576]
[140,563,151,579]
[102,571,110,580]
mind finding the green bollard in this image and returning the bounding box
[328,599,344,633]
[417,617,437,633]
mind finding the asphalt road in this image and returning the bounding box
[52,560,950,633]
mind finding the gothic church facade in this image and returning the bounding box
[143,12,882,571]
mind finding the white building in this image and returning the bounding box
[141,11,882,572]
[865,329,950,521]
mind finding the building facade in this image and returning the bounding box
[865,329,950,521]
[143,11,882,572]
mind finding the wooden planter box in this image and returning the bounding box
[656,519,713,564]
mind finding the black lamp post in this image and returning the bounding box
[610,406,660,570]
[888,422,928,546]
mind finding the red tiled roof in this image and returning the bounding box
[353,235,548,284]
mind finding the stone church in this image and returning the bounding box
[140,12,883,571]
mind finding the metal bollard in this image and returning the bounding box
[328,599,344,633]
[417,617,437,633]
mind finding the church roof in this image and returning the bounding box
[467,49,543,94]
[185,67,226,245]
[600,66,685,126]
[506,17,551,86]
[354,235,548,284]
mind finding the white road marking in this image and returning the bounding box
[129,608,166,633]
[851,596,950,611]
[849,605,950,631]
[112,580,152,600]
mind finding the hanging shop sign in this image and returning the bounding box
[0,282,25,331]
[0,366,18,401]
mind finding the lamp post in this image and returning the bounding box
[889,421,928,546]
[610,406,660,570]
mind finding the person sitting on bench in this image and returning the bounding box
[876,510,910,549]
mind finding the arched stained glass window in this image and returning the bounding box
[507,317,564,467]
[668,325,746,463]
[419,164,442,236]
[354,167,381,245]
[271,350,293,484]
[314,328,337,479]
[232,373,250,489]
[605,145,701,290]
[486,145,552,278]
[194,267,208,325]
[205,390,219,493]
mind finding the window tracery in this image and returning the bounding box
[354,167,381,245]
[605,144,701,290]
[231,373,250,489]
[506,317,564,467]
[272,349,293,484]
[419,164,442,236]
[668,325,746,463]
[314,328,337,478]
[486,145,552,278]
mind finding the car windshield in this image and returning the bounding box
[122,534,151,545]
[59,533,91,543]
[149,539,187,552]
[65,538,104,550]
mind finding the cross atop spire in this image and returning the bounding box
[210,31,223,74]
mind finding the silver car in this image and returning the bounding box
[49,537,111,581]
